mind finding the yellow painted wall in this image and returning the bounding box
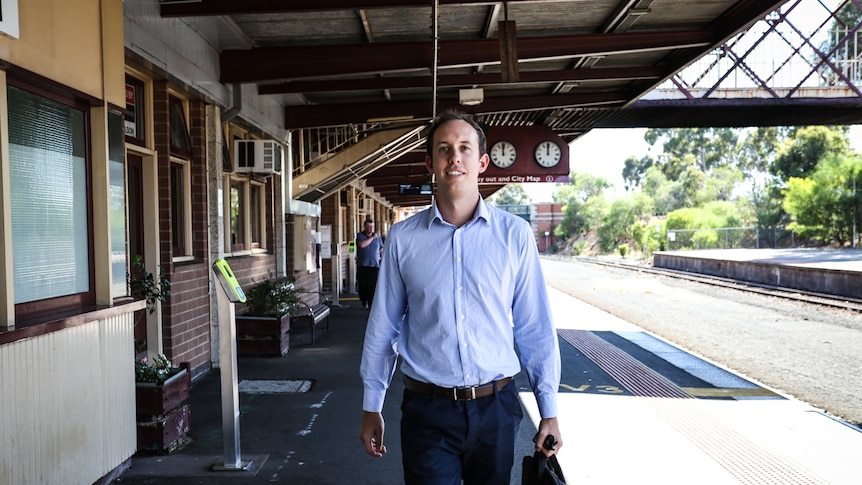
[0,0,125,106]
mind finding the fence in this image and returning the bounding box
[666,227,796,251]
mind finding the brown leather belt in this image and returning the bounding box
[404,376,513,401]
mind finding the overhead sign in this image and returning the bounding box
[399,183,433,195]
[479,125,570,185]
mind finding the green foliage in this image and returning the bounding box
[128,255,171,314]
[135,354,178,384]
[244,275,301,317]
[630,222,646,253]
[783,153,862,245]
[771,126,850,181]
[558,199,587,238]
[697,165,744,204]
[666,202,742,231]
[622,154,654,191]
[573,240,589,255]
[617,244,628,258]
[552,125,857,255]
[642,166,678,215]
[645,128,739,179]
[596,194,653,252]
[488,184,531,205]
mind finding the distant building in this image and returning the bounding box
[532,203,565,253]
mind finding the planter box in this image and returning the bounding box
[135,367,191,454]
[136,404,191,454]
[135,368,191,416]
[235,313,291,357]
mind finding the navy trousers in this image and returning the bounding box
[400,379,523,485]
[357,265,379,307]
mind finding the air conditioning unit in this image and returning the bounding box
[358,198,374,212]
[234,139,282,174]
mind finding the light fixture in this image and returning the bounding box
[459,88,484,106]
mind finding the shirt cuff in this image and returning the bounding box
[537,393,558,419]
[363,388,386,413]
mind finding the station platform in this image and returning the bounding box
[114,281,862,484]
[653,248,862,300]
[544,288,861,484]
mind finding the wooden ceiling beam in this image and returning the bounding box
[259,66,663,94]
[221,30,713,83]
[161,0,564,17]
[284,91,628,129]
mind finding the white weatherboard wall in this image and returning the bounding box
[0,311,137,484]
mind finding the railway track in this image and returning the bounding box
[553,256,862,313]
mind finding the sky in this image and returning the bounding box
[523,125,862,204]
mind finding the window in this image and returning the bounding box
[225,177,266,255]
[250,184,262,249]
[8,85,93,317]
[171,160,192,259]
[108,110,128,298]
[168,94,192,260]
[229,179,245,252]
[169,95,192,158]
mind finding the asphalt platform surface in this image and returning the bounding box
[113,298,540,485]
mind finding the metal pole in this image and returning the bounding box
[212,284,251,471]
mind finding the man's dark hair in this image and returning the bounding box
[425,111,487,158]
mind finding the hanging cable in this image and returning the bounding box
[432,0,439,118]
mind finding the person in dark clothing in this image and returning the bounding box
[356,219,383,309]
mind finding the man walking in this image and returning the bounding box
[359,111,562,484]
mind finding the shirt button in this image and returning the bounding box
[458,286,463,291]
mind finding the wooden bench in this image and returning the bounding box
[293,296,331,345]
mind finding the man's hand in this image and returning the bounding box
[534,417,562,458]
[359,411,387,457]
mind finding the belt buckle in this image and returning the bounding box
[453,386,477,401]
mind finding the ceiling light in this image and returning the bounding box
[459,88,484,106]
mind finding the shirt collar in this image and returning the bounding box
[425,197,491,229]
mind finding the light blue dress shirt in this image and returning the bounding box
[360,198,560,418]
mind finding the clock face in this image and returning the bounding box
[490,141,517,169]
[534,140,562,167]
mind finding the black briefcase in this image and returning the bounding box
[521,435,566,485]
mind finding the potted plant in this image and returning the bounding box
[128,255,171,314]
[134,354,191,453]
[235,275,301,356]
[128,255,172,356]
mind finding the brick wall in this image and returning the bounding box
[533,203,564,253]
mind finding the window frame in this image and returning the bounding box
[223,175,267,256]
[6,79,96,322]
[170,157,193,261]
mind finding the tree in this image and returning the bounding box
[696,165,744,204]
[771,126,850,181]
[554,172,610,203]
[554,173,611,240]
[622,154,654,191]
[783,153,862,245]
[645,128,739,179]
[596,192,654,252]
[488,183,530,205]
